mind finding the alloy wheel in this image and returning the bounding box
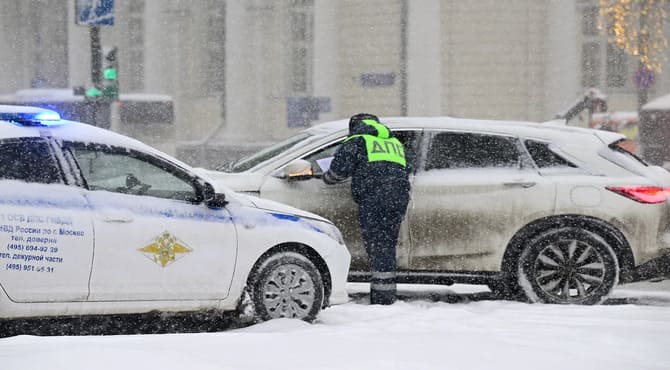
[261,263,317,319]
[533,239,606,302]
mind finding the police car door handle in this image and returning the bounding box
[99,210,134,223]
[502,181,536,188]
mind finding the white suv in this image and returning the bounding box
[0,105,350,323]
[199,117,670,304]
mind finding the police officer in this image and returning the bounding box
[323,113,410,305]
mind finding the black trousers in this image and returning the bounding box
[358,187,409,305]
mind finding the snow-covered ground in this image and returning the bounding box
[1,281,669,370]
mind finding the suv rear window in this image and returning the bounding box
[0,138,61,184]
[599,138,649,175]
[524,140,576,168]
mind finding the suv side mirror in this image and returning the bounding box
[283,159,314,181]
[203,182,228,208]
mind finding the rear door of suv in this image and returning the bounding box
[407,130,557,272]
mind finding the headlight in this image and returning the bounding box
[303,218,345,245]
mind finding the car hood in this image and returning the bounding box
[195,168,264,192]
[238,192,330,223]
[194,169,328,222]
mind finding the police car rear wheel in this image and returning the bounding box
[250,252,324,322]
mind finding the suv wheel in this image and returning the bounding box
[249,251,324,322]
[517,227,619,305]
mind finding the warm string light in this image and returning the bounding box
[599,0,668,73]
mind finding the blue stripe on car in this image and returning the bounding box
[0,195,324,234]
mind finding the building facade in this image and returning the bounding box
[1,0,668,166]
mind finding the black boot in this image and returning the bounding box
[370,286,396,305]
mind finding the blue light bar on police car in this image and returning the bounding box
[0,106,63,126]
[34,111,62,121]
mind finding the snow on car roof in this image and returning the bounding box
[0,107,193,171]
[305,116,622,143]
[54,120,199,169]
[643,93,670,111]
[48,120,159,151]
[0,116,151,152]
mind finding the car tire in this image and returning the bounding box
[517,227,619,305]
[249,251,324,322]
[487,277,526,302]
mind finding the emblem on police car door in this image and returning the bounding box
[138,231,192,267]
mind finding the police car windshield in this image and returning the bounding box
[228,132,314,172]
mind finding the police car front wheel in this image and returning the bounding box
[249,251,324,322]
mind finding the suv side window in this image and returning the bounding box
[392,130,420,173]
[0,138,62,184]
[426,132,520,170]
[68,143,199,202]
[302,130,421,176]
[524,140,577,168]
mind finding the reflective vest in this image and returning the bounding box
[345,119,407,167]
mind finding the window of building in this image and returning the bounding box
[582,42,601,88]
[288,1,313,94]
[606,43,628,88]
[30,3,68,88]
[580,2,630,90]
[126,0,145,91]
[204,2,226,94]
[582,6,599,36]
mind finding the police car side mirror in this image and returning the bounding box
[203,182,228,208]
[282,159,314,181]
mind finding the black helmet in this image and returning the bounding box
[349,113,379,134]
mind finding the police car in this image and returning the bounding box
[0,105,350,323]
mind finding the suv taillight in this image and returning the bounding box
[606,186,670,204]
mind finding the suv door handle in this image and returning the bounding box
[503,181,536,188]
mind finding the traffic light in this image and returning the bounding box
[85,87,103,99]
[102,46,119,101]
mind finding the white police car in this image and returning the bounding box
[0,105,350,323]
